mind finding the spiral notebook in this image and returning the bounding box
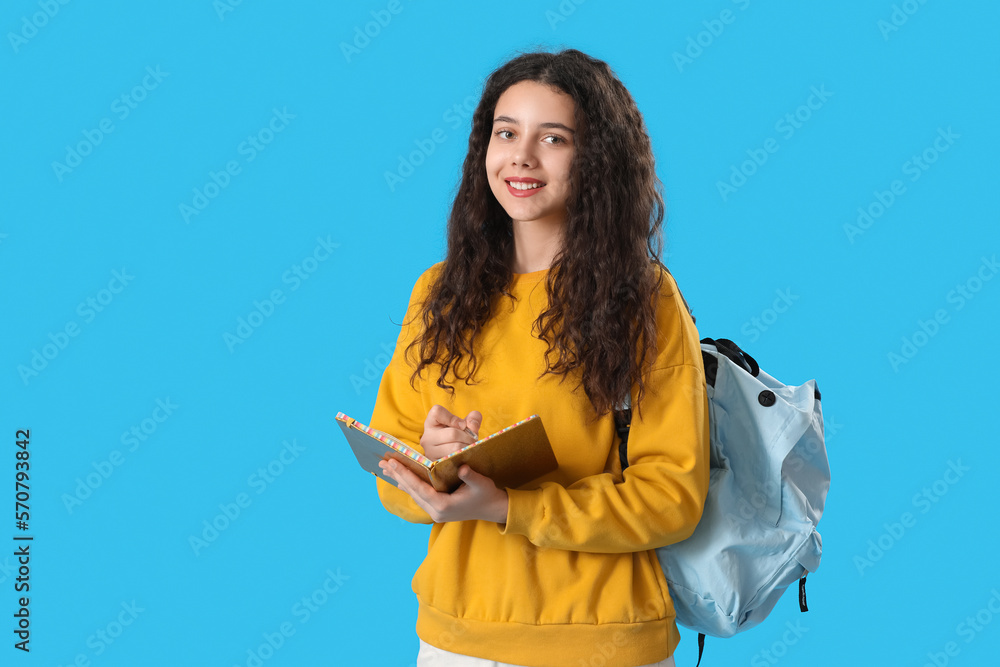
[335,412,557,493]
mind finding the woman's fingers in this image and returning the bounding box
[424,404,460,431]
[381,459,446,518]
[381,459,506,524]
[463,410,483,438]
[425,405,479,441]
[381,459,426,497]
[421,405,480,458]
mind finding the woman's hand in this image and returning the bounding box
[419,405,483,460]
[378,404,506,524]
[378,460,509,524]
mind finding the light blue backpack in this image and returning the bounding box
[616,324,830,665]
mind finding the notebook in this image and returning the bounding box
[336,412,557,493]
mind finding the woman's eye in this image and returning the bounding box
[544,135,565,144]
[495,129,514,139]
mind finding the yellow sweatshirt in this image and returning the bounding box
[369,262,710,667]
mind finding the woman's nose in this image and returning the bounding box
[510,138,537,167]
[511,147,535,167]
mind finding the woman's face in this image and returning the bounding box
[485,80,577,229]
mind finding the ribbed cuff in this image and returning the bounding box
[495,487,537,538]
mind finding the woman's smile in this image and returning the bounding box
[505,176,546,197]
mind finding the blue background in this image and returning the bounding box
[2,1,998,665]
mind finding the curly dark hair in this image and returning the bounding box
[405,47,667,420]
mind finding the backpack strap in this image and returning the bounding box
[614,406,631,472]
[701,338,760,389]
[615,264,694,471]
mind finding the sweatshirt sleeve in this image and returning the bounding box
[497,275,710,553]
[368,265,442,525]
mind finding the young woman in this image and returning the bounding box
[370,48,709,667]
